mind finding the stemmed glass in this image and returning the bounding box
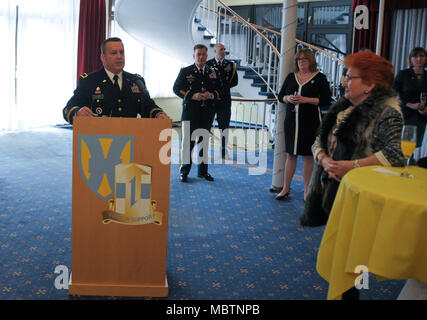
[200,87,207,107]
[420,92,426,109]
[400,125,417,178]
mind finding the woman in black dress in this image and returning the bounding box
[276,48,332,200]
[393,47,427,150]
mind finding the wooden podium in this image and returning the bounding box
[68,117,171,297]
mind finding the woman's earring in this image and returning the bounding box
[364,90,369,94]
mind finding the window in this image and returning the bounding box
[1,0,80,131]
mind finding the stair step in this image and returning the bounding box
[258,91,276,99]
[251,83,267,91]
[245,68,263,76]
[236,65,250,71]
[243,74,260,79]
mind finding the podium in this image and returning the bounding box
[68,117,171,297]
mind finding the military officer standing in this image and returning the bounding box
[206,43,238,159]
[63,37,169,124]
[173,44,221,182]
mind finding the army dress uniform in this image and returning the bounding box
[63,67,163,124]
[173,64,221,179]
[206,58,238,158]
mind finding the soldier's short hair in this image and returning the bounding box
[101,37,123,54]
[193,44,208,52]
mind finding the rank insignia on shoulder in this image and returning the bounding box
[80,73,88,79]
[136,73,142,78]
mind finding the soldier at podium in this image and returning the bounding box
[63,37,169,124]
[173,44,222,182]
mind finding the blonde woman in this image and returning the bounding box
[276,48,332,201]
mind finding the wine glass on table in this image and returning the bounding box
[400,125,417,178]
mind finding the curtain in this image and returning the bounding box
[389,8,427,75]
[77,0,106,78]
[0,1,17,130]
[1,0,80,131]
[142,47,184,98]
[110,21,184,98]
[352,0,427,57]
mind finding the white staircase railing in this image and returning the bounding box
[194,0,346,148]
[195,0,345,101]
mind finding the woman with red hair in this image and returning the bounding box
[300,51,405,229]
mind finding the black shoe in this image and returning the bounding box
[197,173,214,181]
[275,191,290,201]
[180,173,188,182]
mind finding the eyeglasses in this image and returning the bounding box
[296,57,309,61]
[344,75,362,81]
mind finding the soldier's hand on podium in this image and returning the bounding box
[76,106,94,117]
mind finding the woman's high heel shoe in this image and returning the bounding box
[275,191,290,201]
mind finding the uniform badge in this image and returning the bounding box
[96,107,103,115]
[186,75,194,84]
[95,87,102,94]
[209,72,217,79]
[224,64,232,71]
[80,73,88,79]
[131,83,141,93]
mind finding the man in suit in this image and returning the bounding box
[173,44,221,182]
[63,37,169,124]
[206,43,238,159]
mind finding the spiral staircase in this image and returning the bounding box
[114,0,345,145]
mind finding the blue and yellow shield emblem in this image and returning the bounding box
[78,134,134,200]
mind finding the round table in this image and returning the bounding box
[316,166,427,300]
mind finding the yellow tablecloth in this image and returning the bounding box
[317,166,427,300]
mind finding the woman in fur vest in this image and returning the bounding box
[300,51,405,227]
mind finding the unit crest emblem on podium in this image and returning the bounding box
[77,134,162,226]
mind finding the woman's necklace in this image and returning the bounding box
[297,71,312,83]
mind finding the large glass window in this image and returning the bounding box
[312,5,350,25]
[1,0,80,131]
[310,33,347,54]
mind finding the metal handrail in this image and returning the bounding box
[195,0,346,146]
[196,0,345,100]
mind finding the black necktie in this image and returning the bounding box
[113,74,120,93]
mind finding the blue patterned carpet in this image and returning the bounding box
[0,127,404,300]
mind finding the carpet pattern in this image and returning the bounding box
[0,127,404,299]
